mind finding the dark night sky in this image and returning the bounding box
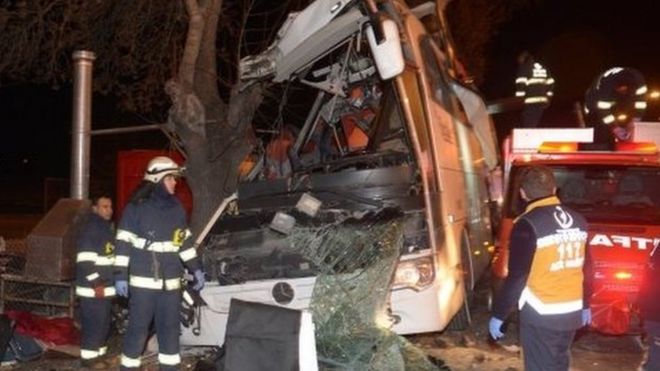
[482,0,660,137]
[484,0,660,103]
[1,0,659,211]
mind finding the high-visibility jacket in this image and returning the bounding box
[515,59,554,106]
[114,185,201,291]
[584,67,647,126]
[517,196,588,315]
[75,212,116,298]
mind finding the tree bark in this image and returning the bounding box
[167,0,263,234]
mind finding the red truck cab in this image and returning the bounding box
[491,124,660,334]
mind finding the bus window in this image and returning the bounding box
[419,36,462,120]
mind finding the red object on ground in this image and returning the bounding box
[5,310,79,346]
[116,150,192,218]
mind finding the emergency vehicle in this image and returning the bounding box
[491,123,660,334]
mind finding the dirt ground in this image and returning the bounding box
[411,316,645,371]
[2,287,645,371]
[409,281,645,371]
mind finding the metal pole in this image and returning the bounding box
[70,50,95,200]
[91,124,163,136]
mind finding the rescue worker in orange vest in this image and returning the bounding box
[264,128,296,179]
[489,166,591,371]
[515,51,554,127]
[341,84,379,152]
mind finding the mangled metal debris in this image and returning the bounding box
[269,211,297,235]
[295,193,322,218]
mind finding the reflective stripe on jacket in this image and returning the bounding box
[516,60,554,106]
[75,212,116,297]
[114,187,200,290]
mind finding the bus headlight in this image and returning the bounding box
[392,257,434,291]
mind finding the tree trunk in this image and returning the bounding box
[167,0,263,234]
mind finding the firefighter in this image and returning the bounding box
[638,242,660,371]
[114,156,205,371]
[515,51,555,127]
[584,67,647,141]
[489,166,590,371]
[75,195,115,369]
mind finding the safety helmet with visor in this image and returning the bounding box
[144,156,184,183]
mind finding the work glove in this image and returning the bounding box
[581,308,592,327]
[192,270,206,291]
[115,280,129,298]
[93,284,105,298]
[489,317,505,340]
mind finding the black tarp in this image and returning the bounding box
[221,299,301,371]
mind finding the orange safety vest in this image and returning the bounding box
[516,196,588,315]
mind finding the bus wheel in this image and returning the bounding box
[447,294,471,331]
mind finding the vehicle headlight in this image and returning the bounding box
[392,257,434,291]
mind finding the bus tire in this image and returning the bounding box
[447,294,471,331]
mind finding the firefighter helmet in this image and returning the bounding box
[143,156,184,183]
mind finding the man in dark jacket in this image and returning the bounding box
[638,243,660,371]
[114,156,205,371]
[515,51,554,127]
[75,195,115,369]
[489,166,590,371]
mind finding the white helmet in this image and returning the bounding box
[144,156,184,183]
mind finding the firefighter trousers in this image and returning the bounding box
[80,297,112,360]
[120,287,181,371]
[521,104,546,128]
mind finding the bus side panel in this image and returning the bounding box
[398,10,467,330]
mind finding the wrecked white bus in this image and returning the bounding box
[182,0,500,345]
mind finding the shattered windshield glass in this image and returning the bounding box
[287,210,437,370]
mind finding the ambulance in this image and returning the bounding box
[491,123,660,334]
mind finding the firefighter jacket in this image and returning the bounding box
[639,243,660,323]
[584,67,647,126]
[515,59,554,106]
[114,185,201,291]
[493,196,588,330]
[75,212,116,298]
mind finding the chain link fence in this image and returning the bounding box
[1,237,76,320]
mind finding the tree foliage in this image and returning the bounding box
[0,0,537,113]
[0,0,189,114]
[0,0,301,231]
[446,0,537,86]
